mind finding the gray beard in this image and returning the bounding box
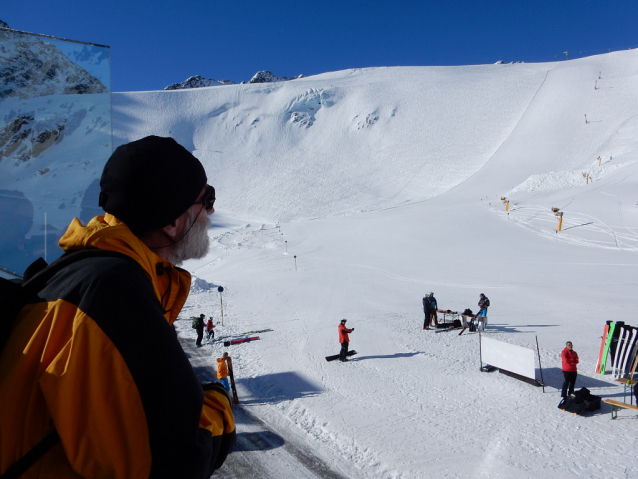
[164,208,211,265]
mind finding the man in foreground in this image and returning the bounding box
[0,136,235,478]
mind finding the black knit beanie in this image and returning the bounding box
[99,136,207,235]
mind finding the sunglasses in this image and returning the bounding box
[194,185,216,210]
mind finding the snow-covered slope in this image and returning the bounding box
[114,63,551,222]
[1,45,634,476]
[110,51,638,477]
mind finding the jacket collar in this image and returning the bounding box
[58,214,191,324]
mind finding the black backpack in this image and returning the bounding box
[0,249,135,479]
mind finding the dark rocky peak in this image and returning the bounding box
[164,75,235,90]
[0,20,10,30]
[249,71,303,83]
[165,71,304,90]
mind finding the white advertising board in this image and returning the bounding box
[482,337,536,380]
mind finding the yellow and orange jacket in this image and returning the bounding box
[0,214,235,478]
[216,358,229,379]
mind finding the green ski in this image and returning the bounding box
[599,321,616,374]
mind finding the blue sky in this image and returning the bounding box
[3,0,637,92]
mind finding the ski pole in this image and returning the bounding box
[479,332,482,371]
[536,335,545,393]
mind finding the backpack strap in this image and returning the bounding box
[0,430,59,479]
[1,249,136,352]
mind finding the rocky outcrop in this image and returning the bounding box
[165,75,235,90]
[249,71,303,83]
[0,27,107,100]
[165,71,304,90]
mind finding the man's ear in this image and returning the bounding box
[160,217,180,240]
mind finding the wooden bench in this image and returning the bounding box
[603,399,638,419]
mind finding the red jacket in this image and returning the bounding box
[339,323,354,343]
[561,348,579,372]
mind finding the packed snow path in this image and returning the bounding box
[180,335,357,479]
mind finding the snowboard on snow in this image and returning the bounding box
[326,350,358,362]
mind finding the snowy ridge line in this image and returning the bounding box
[508,159,637,194]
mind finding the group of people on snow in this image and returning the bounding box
[194,313,216,347]
[422,292,489,331]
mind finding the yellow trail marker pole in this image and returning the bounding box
[557,212,564,232]
[505,200,509,212]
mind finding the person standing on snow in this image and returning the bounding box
[422,294,432,330]
[196,313,206,347]
[339,319,355,361]
[207,316,215,341]
[476,293,490,331]
[427,292,439,327]
[217,352,231,393]
[561,341,579,398]
[0,136,235,478]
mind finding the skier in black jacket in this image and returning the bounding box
[196,313,206,347]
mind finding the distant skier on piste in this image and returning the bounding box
[339,319,355,362]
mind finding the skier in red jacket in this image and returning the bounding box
[561,341,579,398]
[338,319,355,362]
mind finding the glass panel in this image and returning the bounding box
[0,28,111,277]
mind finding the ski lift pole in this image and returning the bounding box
[218,286,224,326]
[536,335,545,393]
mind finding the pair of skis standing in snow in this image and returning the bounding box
[596,321,638,382]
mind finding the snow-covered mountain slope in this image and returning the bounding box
[9,47,638,477]
[112,49,638,478]
[113,62,552,222]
